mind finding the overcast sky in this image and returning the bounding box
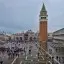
[0,0,64,33]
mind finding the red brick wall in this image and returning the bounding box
[39,21,47,50]
[39,21,47,41]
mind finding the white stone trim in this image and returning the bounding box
[39,16,47,17]
[39,19,47,21]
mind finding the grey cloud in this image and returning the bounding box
[0,0,64,32]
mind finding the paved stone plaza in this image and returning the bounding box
[0,41,40,64]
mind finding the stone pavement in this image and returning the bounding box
[0,41,39,64]
[13,42,39,64]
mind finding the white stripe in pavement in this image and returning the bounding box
[20,61,22,64]
[48,61,52,64]
[41,56,44,60]
[26,56,27,60]
[11,56,18,64]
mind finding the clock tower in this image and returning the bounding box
[39,3,48,50]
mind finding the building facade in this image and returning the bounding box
[11,30,38,42]
[47,28,64,64]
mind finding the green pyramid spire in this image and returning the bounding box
[40,3,47,16]
[41,3,46,12]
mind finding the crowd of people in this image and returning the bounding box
[0,41,34,64]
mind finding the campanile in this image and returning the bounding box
[39,3,48,50]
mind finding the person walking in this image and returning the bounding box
[0,57,3,64]
[38,52,39,59]
[29,49,31,54]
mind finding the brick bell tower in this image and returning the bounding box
[39,3,48,50]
